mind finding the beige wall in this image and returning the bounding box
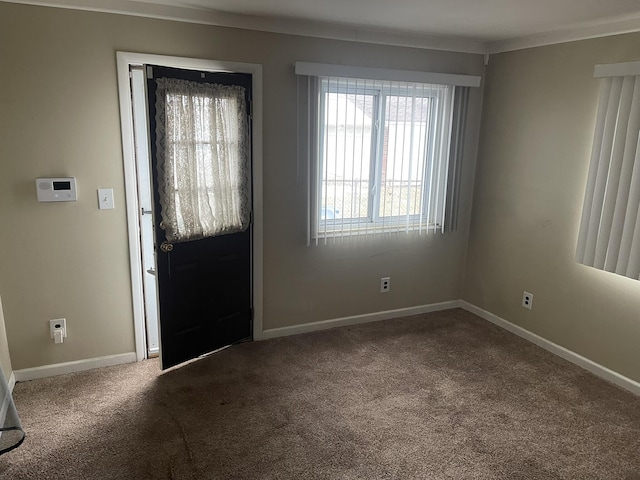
[0,295,13,380]
[0,3,484,370]
[465,34,640,382]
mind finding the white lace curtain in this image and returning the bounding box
[155,78,251,244]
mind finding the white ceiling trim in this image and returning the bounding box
[5,0,640,56]
[488,13,640,54]
[2,0,486,54]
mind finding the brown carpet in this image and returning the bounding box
[1,308,640,479]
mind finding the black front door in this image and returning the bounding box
[147,65,253,370]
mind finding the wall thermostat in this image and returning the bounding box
[36,177,77,202]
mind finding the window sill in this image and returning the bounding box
[313,222,443,239]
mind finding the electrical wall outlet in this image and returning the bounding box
[522,291,533,310]
[49,318,67,339]
[380,277,390,293]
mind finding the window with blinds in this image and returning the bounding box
[316,77,453,238]
[296,62,479,244]
[576,61,640,281]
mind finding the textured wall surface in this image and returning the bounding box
[0,3,483,370]
[465,34,640,382]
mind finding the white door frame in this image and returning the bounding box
[116,51,264,361]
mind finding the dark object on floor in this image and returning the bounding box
[0,367,25,456]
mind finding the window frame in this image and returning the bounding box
[316,77,448,236]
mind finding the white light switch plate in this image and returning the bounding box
[98,188,115,210]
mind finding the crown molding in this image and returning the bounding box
[2,0,486,54]
[5,0,640,56]
[488,13,640,54]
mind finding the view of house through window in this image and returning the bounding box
[317,78,453,237]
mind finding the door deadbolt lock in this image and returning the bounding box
[160,241,174,252]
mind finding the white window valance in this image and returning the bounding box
[295,62,481,88]
[594,61,640,78]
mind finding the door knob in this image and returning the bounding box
[146,268,156,276]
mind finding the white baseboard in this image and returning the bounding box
[459,301,640,397]
[262,301,459,340]
[13,352,137,382]
[7,372,15,392]
[8,302,638,398]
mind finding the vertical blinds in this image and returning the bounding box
[296,63,479,244]
[315,78,453,240]
[576,67,640,280]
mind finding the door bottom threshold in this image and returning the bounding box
[199,344,233,359]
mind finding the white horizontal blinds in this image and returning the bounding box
[576,72,640,280]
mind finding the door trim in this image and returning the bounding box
[116,51,264,361]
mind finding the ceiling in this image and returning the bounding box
[9,0,640,53]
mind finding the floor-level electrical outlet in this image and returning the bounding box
[522,291,533,310]
[380,277,391,293]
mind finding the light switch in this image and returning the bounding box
[98,188,115,210]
